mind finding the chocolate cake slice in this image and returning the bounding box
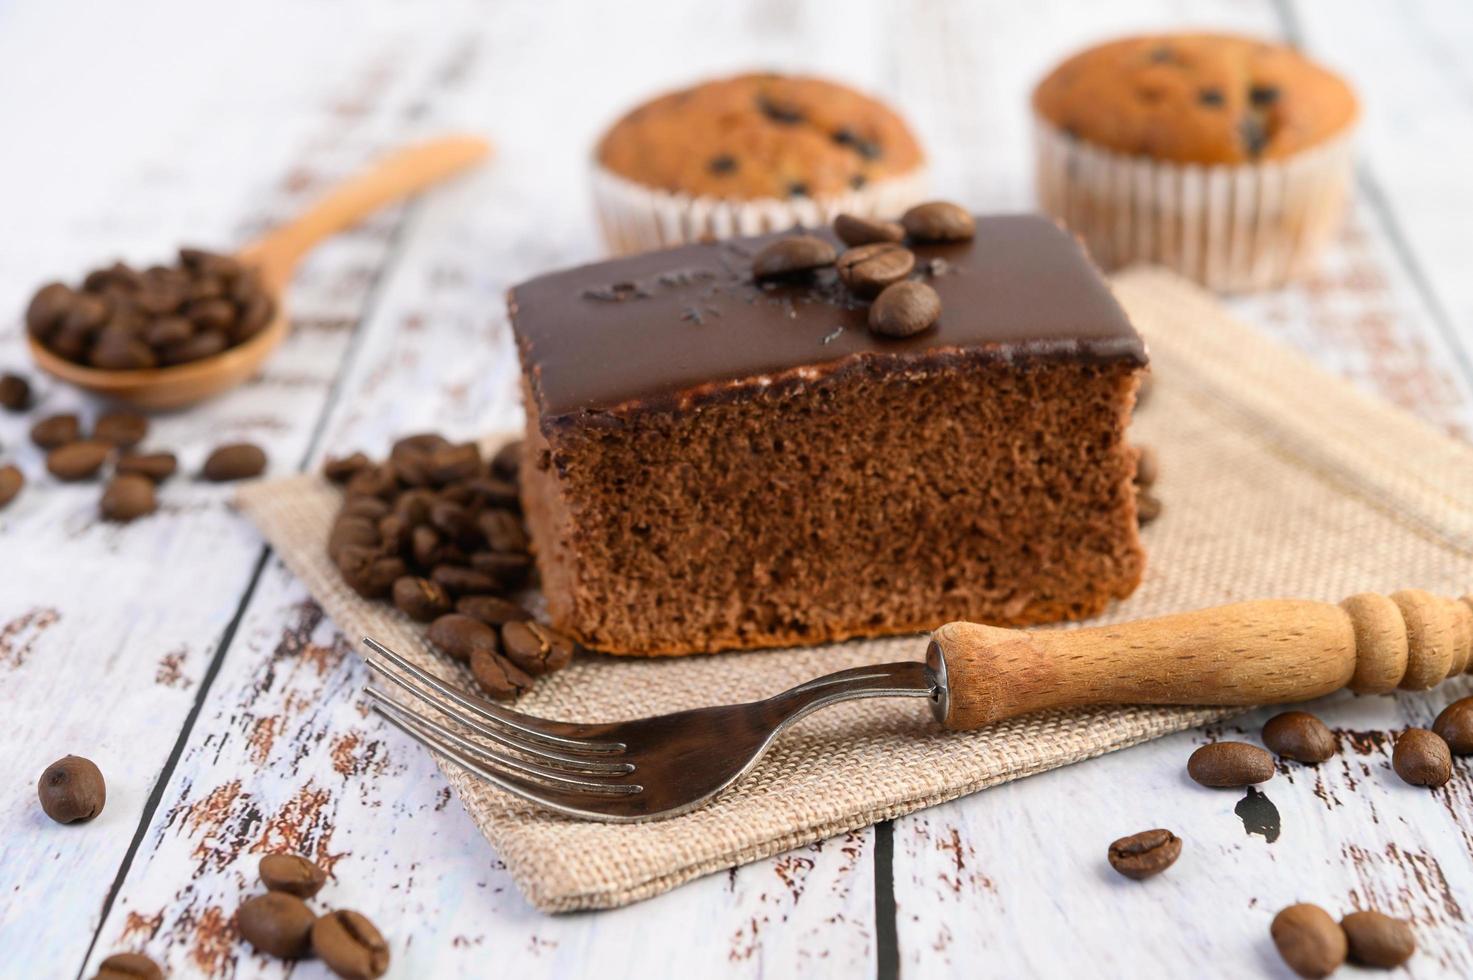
[509,214,1146,655]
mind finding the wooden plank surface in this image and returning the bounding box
[0,1,1470,978]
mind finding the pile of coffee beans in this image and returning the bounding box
[1271,902,1415,976]
[749,201,976,339]
[236,852,389,978]
[25,248,275,370]
[323,434,578,700]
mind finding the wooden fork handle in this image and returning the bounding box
[928,590,1473,729]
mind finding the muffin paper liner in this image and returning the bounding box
[1033,116,1355,292]
[591,163,930,255]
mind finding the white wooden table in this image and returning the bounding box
[3,1,1472,977]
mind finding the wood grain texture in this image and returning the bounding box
[0,0,1470,977]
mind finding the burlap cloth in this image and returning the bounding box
[237,268,1473,912]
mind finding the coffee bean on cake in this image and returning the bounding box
[1106,828,1181,880]
[901,201,975,242]
[92,952,164,980]
[1262,711,1336,764]
[0,372,32,411]
[23,248,276,371]
[837,242,915,297]
[31,412,80,450]
[392,577,452,622]
[259,853,328,899]
[868,280,940,337]
[0,464,23,510]
[1432,696,1473,755]
[1341,910,1415,969]
[1187,742,1274,787]
[311,910,390,980]
[751,235,836,280]
[93,410,148,448]
[1392,728,1451,787]
[471,646,534,700]
[237,892,316,959]
[833,213,905,247]
[38,755,106,824]
[115,452,178,482]
[1271,903,1347,979]
[47,441,110,481]
[501,620,577,675]
[100,474,157,522]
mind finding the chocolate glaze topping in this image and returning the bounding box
[509,214,1144,424]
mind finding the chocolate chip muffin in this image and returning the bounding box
[593,73,927,255]
[1032,34,1358,291]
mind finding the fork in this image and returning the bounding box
[363,588,1472,822]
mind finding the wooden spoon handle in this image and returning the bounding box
[240,134,491,279]
[929,590,1473,729]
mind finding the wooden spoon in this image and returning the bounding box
[27,135,491,409]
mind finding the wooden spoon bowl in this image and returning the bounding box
[27,136,490,410]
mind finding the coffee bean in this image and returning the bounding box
[93,410,149,448]
[1187,741,1274,787]
[47,441,111,481]
[391,432,450,462]
[186,297,235,332]
[159,330,227,365]
[490,440,523,480]
[90,332,157,370]
[426,443,481,485]
[0,372,32,411]
[63,293,109,332]
[751,235,837,281]
[37,755,106,823]
[430,500,474,538]
[116,452,178,483]
[0,465,23,510]
[868,280,940,338]
[93,952,163,980]
[377,513,411,555]
[501,621,577,675]
[471,646,534,700]
[455,595,531,627]
[1106,828,1181,880]
[26,282,74,338]
[141,315,193,348]
[311,909,390,980]
[900,201,975,243]
[435,481,475,506]
[431,564,501,596]
[410,525,443,567]
[1271,903,1347,978]
[237,891,315,959]
[1432,696,1473,755]
[392,576,452,622]
[336,547,406,600]
[259,852,328,899]
[391,486,437,527]
[343,496,390,520]
[1134,445,1159,488]
[323,452,371,484]
[837,243,915,297]
[1341,909,1415,968]
[328,517,381,564]
[202,442,266,481]
[833,213,905,247]
[1137,490,1163,525]
[466,475,520,510]
[469,550,532,588]
[1392,728,1451,787]
[478,508,528,553]
[100,474,157,522]
[31,413,81,449]
[345,465,398,501]
[427,613,498,663]
[1262,710,1336,764]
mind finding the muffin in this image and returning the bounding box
[593,73,928,254]
[1032,34,1358,291]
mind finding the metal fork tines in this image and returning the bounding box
[361,636,940,822]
